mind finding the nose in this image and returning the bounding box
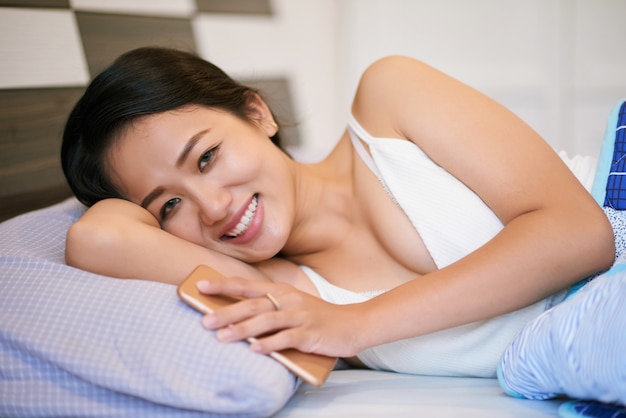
[192,184,232,226]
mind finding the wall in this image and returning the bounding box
[336,0,626,158]
[1,0,625,219]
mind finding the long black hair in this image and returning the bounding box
[61,47,284,207]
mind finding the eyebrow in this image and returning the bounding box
[140,129,210,209]
[141,186,165,209]
[176,129,209,168]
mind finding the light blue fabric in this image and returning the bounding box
[0,198,298,417]
[498,266,626,405]
[591,100,625,205]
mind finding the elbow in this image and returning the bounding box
[584,206,616,274]
[65,218,95,269]
[65,216,118,272]
[598,212,616,270]
[64,198,158,273]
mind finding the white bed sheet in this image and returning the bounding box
[277,370,563,417]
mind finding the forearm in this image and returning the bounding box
[65,199,269,284]
[357,205,614,349]
[197,205,614,359]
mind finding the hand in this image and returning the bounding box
[196,275,366,358]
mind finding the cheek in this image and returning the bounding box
[165,215,204,247]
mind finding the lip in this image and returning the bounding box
[219,194,263,244]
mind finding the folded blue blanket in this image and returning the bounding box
[498,264,626,405]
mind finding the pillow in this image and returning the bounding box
[591,99,626,205]
[0,198,298,417]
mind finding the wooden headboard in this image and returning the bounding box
[0,0,299,223]
[0,88,82,221]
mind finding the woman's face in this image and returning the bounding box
[106,104,294,263]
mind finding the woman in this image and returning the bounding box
[62,47,615,379]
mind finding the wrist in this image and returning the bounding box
[347,300,387,354]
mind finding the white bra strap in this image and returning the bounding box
[347,114,384,179]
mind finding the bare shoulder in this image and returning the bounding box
[351,55,457,138]
[352,55,422,112]
[357,55,428,87]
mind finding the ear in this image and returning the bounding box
[246,93,279,137]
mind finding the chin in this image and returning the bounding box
[243,248,282,264]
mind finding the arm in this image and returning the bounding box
[347,55,615,344]
[198,56,615,357]
[65,198,274,284]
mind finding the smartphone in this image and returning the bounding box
[177,265,337,387]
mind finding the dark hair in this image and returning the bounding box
[61,46,285,207]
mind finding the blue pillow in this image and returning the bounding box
[0,198,298,417]
[591,99,626,205]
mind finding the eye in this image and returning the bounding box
[198,144,220,172]
[160,197,181,222]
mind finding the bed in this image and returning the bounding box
[8,109,626,418]
[4,0,626,411]
[6,94,625,418]
[0,197,566,417]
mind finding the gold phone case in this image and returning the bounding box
[177,265,336,386]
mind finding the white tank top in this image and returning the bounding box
[300,115,593,377]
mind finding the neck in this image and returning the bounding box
[282,134,355,259]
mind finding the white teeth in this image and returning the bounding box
[226,195,258,238]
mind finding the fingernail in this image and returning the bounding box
[250,342,262,353]
[216,328,233,342]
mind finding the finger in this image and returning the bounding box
[196,275,274,299]
[202,294,283,330]
[249,326,318,355]
[214,299,311,352]
[248,328,298,355]
[249,316,360,358]
[214,309,288,344]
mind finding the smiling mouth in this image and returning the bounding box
[223,194,258,239]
